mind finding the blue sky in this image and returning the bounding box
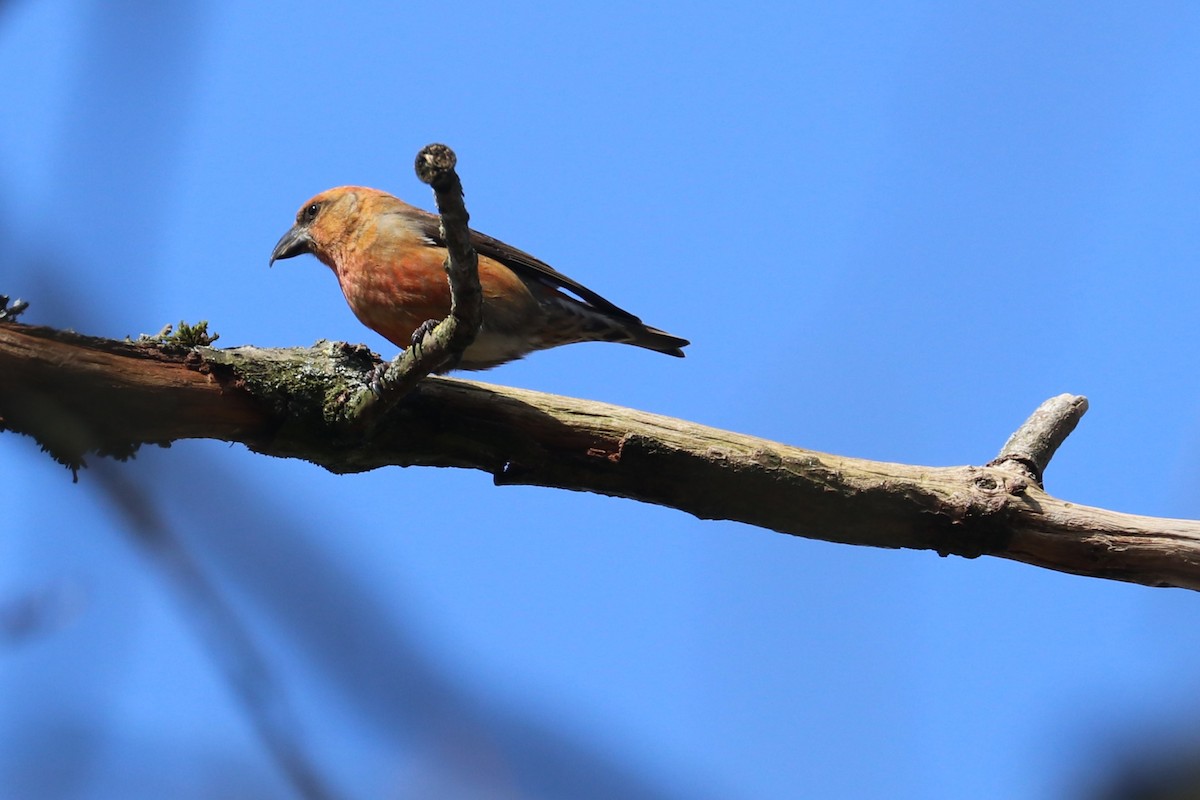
[3,1,1200,798]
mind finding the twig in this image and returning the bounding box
[0,295,29,323]
[345,143,482,423]
[989,393,1089,486]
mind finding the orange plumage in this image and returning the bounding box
[270,186,688,370]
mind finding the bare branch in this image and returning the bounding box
[3,322,1200,591]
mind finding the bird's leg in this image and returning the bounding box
[368,318,446,395]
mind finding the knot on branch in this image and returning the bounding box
[929,467,1031,559]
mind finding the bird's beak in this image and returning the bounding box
[270,225,313,266]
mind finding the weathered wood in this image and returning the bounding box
[3,322,1199,590]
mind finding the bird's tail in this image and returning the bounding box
[541,297,689,358]
[621,322,688,358]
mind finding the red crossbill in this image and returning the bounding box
[270,186,689,370]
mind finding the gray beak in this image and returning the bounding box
[270,225,313,266]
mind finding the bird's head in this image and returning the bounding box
[270,186,365,267]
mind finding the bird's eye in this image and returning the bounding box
[300,202,321,223]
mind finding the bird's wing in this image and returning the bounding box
[412,210,643,323]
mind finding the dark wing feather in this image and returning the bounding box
[414,211,643,323]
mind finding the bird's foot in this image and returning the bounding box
[409,319,440,357]
[368,362,390,395]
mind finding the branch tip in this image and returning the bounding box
[414,143,460,193]
[991,393,1088,486]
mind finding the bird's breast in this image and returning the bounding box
[331,243,545,363]
[335,245,451,347]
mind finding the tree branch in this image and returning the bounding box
[3,322,1199,591]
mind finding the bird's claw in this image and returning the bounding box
[409,319,440,357]
[368,362,390,395]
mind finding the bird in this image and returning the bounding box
[270,186,689,371]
